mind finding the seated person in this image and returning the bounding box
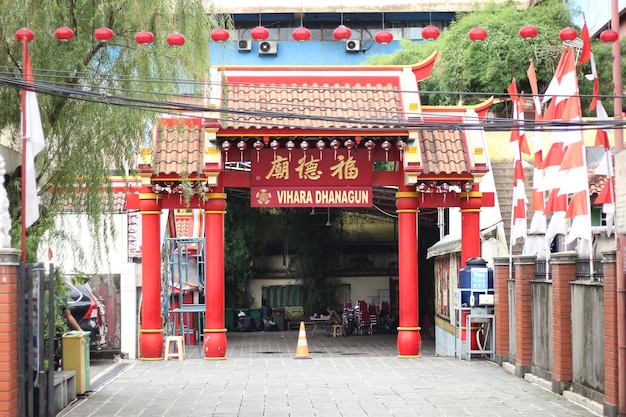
[322,307,341,325]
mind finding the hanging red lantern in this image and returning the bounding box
[374,30,393,44]
[15,28,34,42]
[54,26,74,41]
[518,25,538,40]
[422,26,440,41]
[333,25,352,41]
[211,28,230,42]
[300,140,309,152]
[292,27,311,42]
[559,27,577,41]
[251,26,270,41]
[600,29,619,43]
[364,140,375,161]
[166,32,185,47]
[135,30,154,44]
[94,27,114,42]
[222,140,231,163]
[253,140,263,162]
[469,27,488,42]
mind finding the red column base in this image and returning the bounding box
[397,327,421,358]
[203,329,228,360]
[139,329,164,360]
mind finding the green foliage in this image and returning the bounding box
[224,196,258,307]
[0,0,221,264]
[369,0,578,111]
[283,209,340,314]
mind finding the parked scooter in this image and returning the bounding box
[342,307,356,335]
[378,308,397,334]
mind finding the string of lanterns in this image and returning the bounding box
[20,23,622,46]
[220,137,407,163]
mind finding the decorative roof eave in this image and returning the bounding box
[421,97,494,119]
[410,50,438,82]
[214,128,411,137]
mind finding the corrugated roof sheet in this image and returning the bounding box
[220,82,402,130]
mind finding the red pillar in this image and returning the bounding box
[395,188,421,358]
[513,254,536,377]
[203,191,228,359]
[550,251,576,394]
[0,250,19,417]
[459,185,482,267]
[493,255,510,365]
[603,250,619,416]
[138,191,163,359]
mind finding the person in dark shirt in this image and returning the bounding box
[59,299,82,331]
[322,307,341,325]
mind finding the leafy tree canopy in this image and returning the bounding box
[368,0,623,116]
[0,0,224,262]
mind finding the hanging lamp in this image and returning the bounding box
[94,27,114,42]
[518,25,538,40]
[600,29,619,43]
[374,6,393,44]
[135,30,155,44]
[166,32,185,47]
[54,27,74,41]
[559,27,577,41]
[469,27,488,42]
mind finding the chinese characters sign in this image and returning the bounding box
[250,149,373,207]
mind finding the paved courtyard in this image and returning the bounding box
[64,331,598,417]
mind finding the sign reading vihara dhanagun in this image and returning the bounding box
[250,149,373,207]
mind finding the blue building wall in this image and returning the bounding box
[209,39,407,66]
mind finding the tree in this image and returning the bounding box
[0,0,223,262]
[368,0,579,113]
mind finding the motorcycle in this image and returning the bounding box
[378,309,397,334]
[342,307,356,336]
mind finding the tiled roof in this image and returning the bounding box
[419,128,469,175]
[220,83,402,131]
[154,123,204,175]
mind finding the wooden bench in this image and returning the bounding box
[54,370,77,412]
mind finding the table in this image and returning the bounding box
[170,304,205,345]
[309,317,332,335]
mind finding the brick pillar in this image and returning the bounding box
[602,250,619,417]
[493,256,510,365]
[0,249,20,417]
[514,254,536,377]
[550,251,577,394]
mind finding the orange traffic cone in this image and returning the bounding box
[294,321,312,359]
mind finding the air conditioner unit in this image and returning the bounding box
[259,40,278,55]
[237,39,252,51]
[345,39,360,52]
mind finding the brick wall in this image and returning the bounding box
[0,250,20,417]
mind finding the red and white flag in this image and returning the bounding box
[593,101,615,236]
[526,60,546,234]
[507,78,528,246]
[21,42,46,228]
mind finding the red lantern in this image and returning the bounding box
[251,26,270,40]
[166,32,185,47]
[600,29,619,43]
[469,27,488,42]
[374,30,393,44]
[94,27,114,42]
[519,25,538,40]
[54,26,74,41]
[559,27,577,41]
[333,25,352,41]
[211,28,230,42]
[15,28,34,42]
[422,26,440,41]
[135,30,154,44]
[292,27,311,42]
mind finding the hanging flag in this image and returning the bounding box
[527,60,546,234]
[578,22,591,65]
[507,77,528,248]
[592,101,615,236]
[21,42,47,229]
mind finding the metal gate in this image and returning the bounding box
[18,262,56,417]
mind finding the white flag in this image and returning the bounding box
[23,90,46,228]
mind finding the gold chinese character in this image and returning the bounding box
[330,155,359,180]
[265,155,290,180]
[295,155,322,180]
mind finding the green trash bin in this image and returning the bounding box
[62,331,90,395]
[225,309,235,331]
[250,309,261,319]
